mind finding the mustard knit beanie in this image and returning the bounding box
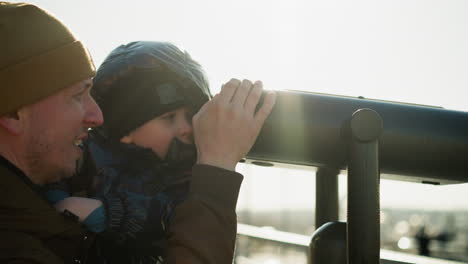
[0,2,95,115]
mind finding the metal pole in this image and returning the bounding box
[315,167,340,229]
[346,109,383,264]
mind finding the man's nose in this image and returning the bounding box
[84,96,104,128]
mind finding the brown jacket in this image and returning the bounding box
[0,157,243,264]
[0,156,94,264]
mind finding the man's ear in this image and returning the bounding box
[0,111,23,135]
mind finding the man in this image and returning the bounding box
[0,2,276,264]
[0,2,104,263]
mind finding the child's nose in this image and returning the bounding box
[177,117,193,144]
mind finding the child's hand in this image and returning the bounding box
[193,78,276,171]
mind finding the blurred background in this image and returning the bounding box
[12,0,468,262]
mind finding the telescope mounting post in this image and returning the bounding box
[346,108,383,264]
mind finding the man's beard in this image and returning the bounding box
[24,140,76,185]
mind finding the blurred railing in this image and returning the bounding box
[235,223,467,264]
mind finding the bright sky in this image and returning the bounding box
[14,0,468,210]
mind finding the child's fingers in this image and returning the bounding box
[254,91,276,126]
[244,81,263,114]
[217,78,241,105]
[231,79,253,108]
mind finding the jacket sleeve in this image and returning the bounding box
[165,164,243,264]
[0,231,63,264]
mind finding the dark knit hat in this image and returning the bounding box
[0,2,95,115]
[92,41,211,141]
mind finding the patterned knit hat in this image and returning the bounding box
[0,2,95,115]
[92,41,211,141]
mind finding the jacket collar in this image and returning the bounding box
[0,155,47,200]
[88,130,163,172]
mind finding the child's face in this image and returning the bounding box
[120,106,194,159]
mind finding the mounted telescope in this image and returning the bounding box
[247,90,468,184]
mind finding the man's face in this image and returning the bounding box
[20,78,103,184]
[121,106,194,159]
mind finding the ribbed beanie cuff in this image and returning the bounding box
[0,41,95,114]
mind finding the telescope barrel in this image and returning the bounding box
[247,90,468,184]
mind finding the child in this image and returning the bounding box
[47,41,213,263]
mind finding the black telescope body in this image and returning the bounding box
[247,90,468,184]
